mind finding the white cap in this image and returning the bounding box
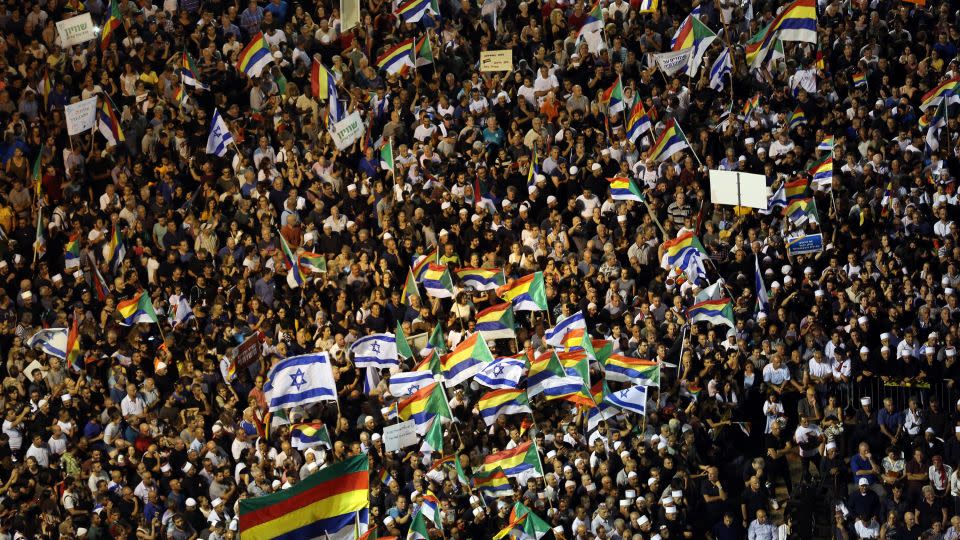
[441,201,452,210]
[347,183,357,191]
[665,506,677,514]
[781,265,792,275]
[771,281,781,289]
[825,442,837,451]
[625,490,636,498]
[502,199,512,208]
[638,515,650,526]
[61,394,71,402]
[384,516,395,526]
[783,275,793,284]
[901,349,911,357]
[662,497,674,504]
[535,174,546,183]
[860,346,869,354]
[591,163,602,171]
[471,214,481,223]
[272,479,282,489]
[186,498,197,507]
[948,348,956,357]
[880,333,890,340]
[52,274,62,282]
[77,528,88,536]
[858,478,869,486]
[20,291,32,300]
[528,185,537,194]
[212,498,224,507]
[469,495,480,505]
[383,232,393,240]
[804,266,813,274]
[38,399,48,408]
[183,462,194,473]
[547,195,557,204]
[858,316,868,324]
[758,311,767,319]
[371,433,381,441]
[671,490,682,498]
[570,166,579,175]
[161,464,171,473]
[620,499,630,506]
[861,397,871,405]
[156,362,167,371]
[439,229,449,236]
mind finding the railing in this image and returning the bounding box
[842,376,951,414]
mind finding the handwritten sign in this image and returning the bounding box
[65,97,98,135]
[382,420,419,452]
[329,111,365,150]
[480,50,513,72]
[56,13,96,47]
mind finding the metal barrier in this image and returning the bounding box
[843,377,952,414]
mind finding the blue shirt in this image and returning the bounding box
[877,408,902,433]
[850,454,878,484]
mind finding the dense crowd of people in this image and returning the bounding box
[3,0,960,538]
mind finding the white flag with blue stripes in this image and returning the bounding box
[364,366,381,394]
[205,108,234,157]
[474,357,526,390]
[264,353,338,412]
[755,255,770,314]
[544,311,586,347]
[388,369,435,397]
[604,385,648,416]
[350,333,398,369]
[709,48,731,92]
[26,328,67,359]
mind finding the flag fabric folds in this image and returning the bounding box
[604,384,648,416]
[398,382,453,434]
[117,291,159,326]
[545,311,586,346]
[290,421,332,450]
[709,48,732,91]
[441,332,494,387]
[688,298,736,328]
[238,454,368,540]
[97,95,125,147]
[206,108,234,156]
[27,328,68,359]
[474,356,526,390]
[388,369,434,397]
[264,353,339,412]
[660,232,706,283]
[422,264,454,298]
[625,100,652,143]
[496,272,548,311]
[237,32,273,77]
[755,255,770,314]
[475,302,516,339]
[455,267,504,291]
[648,119,689,163]
[479,440,543,482]
[744,0,817,67]
[472,466,514,498]
[608,176,645,202]
[477,388,532,426]
[376,39,415,74]
[920,76,960,111]
[603,355,661,385]
[350,333,399,369]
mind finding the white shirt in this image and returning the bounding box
[25,443,49,467]
[793,424,822,458]
[2,419,23,451]
[517,84,537,106]
[121,395,146,419]
[413,123,437,142]
[808,358,833,380]
[533,74,559,104]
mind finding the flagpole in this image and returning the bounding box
[436,378,465,449]
[675,121,703,168]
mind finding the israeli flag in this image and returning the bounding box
[604,385,648,416]
[169,295,195,328]
[474,357,526,390]
[709,48,731,92]
[350,333,399,369]
[205,108,234,157]
[265,353,338,412]
[755,255,770,314]
[544,311,586,347]
[388,370,434,397]
[364,366,381,394]
[26,328,68,359]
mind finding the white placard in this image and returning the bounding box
[382,420,419,452]
[329,111,365,151]
[65,97,99,135]
[709,169,769,210]
[652,48,693,77]
[56,13,96,48]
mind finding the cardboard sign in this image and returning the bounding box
[56,13,96,47]
[480,50,513,72]
[65,97,99,135]
[709,170,769,210]
[786,233,823,256]
[329,111,366,150]
[232,332,263,379]
[383,420,419,452]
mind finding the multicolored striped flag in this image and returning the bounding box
[237,32,273,78]
[660,232,706,283]
[472,465,514,498]
[238,455,368,540]
[920,76,960,111]
[100,0,122,51]
[744,0,817,67]
[422,264,454,298]
[180,49,209,89]
[625,99,653,143]
[601,76,624,115]
[475,302,516,340]
[648,119,689,163]
[97,94,125,147]
[398,382,453,434]
[496,272,547,311]
[64,233,81,269]
[602,355,660,385]
[455,267,505,291]
[116,291,159,326]
[479,441,543,482]
[290,421,332,450]
[688,298,735,328]
[478,388,532,426]
[376,39,415,75]
[440,332,494,387]
[608,176,645,202]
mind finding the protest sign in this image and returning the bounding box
[480,50,513,72]
[329,111,365,150]
[383,420,419,452]
[65,97,99,135]
[56,13,96,47]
